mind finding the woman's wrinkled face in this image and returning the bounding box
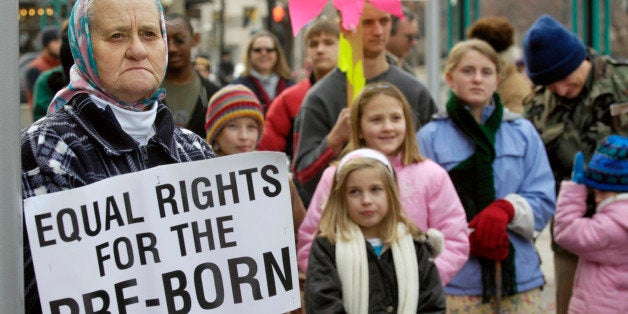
[446,49,498,108]
[90,0,166,102]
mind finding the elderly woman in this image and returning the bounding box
[417,39,555,312]
[21,0,215,311]
[232,31,294,114]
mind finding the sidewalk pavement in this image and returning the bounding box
[536,225,556,314]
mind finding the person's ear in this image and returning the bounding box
[445,71,454,88]
[192,33,200,47]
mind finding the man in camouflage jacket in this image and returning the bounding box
[525,49,628,191]
[522,14,628,314]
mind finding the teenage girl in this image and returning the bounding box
[305,148,446,313]
[297,82,469,285]
[417,39,555,312]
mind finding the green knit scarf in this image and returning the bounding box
[446,93,517,302]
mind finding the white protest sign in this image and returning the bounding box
[24,152,300,313]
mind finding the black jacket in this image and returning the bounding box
[22,93,216,313]
[189,75,220,138]
[305,236,446,313]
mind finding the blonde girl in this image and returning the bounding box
[304,148,445,313]
[297,82,469,285]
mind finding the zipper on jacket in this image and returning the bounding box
[140,145,149,169]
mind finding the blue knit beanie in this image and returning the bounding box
[583,135,628,192]
[523,14,587,86]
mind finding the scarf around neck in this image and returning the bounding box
[336,222,418,313]
[446,92,517,302]
[48,0,168,114]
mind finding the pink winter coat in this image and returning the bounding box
[554,181,628,314]
[297,155,470,285]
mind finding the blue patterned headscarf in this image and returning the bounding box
[48,0,168,113]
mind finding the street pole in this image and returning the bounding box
[604,0,611,54]
[220,0,225,54]
[425,0,441,108]
[0,0,24,312]
[446,1,453,51]
[590,0,600,51]
[572,0,578,36]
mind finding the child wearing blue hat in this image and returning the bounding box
[554,135,628,313]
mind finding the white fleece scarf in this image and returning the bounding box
[336,222,419,314]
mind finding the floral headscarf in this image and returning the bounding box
[48,0,168,113]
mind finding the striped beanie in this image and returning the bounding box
[204,84,265,145]
[583,135,628,192]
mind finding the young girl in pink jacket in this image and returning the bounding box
[555,135,628,314]
[297,82,469,285]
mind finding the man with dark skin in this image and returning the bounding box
[161,14,220,138]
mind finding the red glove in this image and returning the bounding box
[468,199,515,261]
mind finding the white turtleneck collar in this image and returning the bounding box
[89,95,157,146]
[250,69,279,99]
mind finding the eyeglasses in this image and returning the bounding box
[251,47,276,54]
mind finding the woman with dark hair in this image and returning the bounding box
[232,31,294,114]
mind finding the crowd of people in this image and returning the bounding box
[21,0,628,313]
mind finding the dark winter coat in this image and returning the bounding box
[305,236,446,313]
[21,93,215,313]
[232,75,294,114]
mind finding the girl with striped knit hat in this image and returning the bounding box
[204,82,306,260]
[205,84,265,156]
